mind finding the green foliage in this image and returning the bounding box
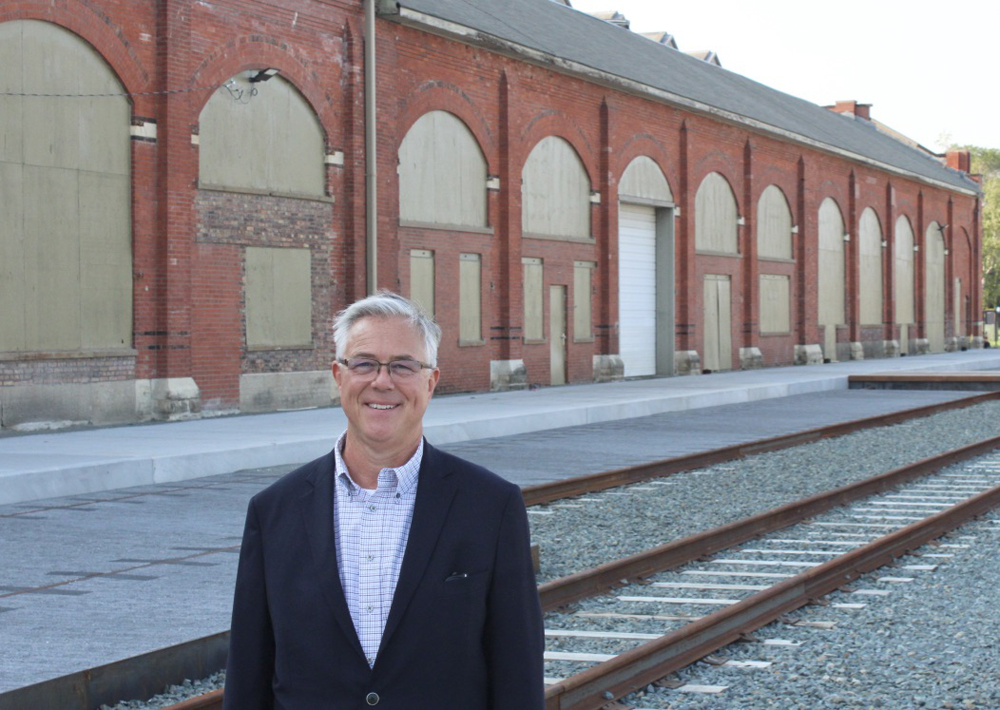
[952,145,1000,311]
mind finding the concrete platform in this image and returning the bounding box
[3,349,1000,704]
[850,370,1000,391]
[3,350,1000,506]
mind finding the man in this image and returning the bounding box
[223,291,545,709]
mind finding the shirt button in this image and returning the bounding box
[366,605,374,613]
[368,505,376,512]
[366,692,380,705]
[366,555,375,562]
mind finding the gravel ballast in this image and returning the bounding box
[103,399,1000,709]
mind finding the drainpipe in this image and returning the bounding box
[364,0,377,294]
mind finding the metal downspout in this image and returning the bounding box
[364,0,377,294]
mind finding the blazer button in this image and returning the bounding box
[366,692,380,705]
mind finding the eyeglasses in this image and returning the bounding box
[338,357,435,380]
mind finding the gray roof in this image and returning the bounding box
[384,0,978,195]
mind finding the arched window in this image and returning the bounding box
[522,136,590,239]
[817,197,846,328]
[398,110,487,227]
[894,216,915,324]
[925,222,946,352]
[756,185,792,260]
[858,207,883,325]
[695,172,738,254]
[619,155,672,204]
[0,20,131,352]
[199,74,324,197]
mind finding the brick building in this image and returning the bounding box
[0,0,982,428]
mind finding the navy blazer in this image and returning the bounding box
[223,441,545,709]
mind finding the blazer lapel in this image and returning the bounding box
[377,441,457,655]
[299,452,366,659]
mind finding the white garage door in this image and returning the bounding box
[618,203,657,377]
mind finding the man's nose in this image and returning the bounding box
[371,363,395,387]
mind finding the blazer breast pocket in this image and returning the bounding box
[441,569,488,595]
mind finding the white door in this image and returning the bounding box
[618,204,657,377]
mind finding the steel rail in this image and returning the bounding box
[521,390,1000,507]
[539,432,1000,612]
[162,688,223,709]
[148,396,1000,710]
[544,465,1000,709]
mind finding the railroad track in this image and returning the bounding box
[158,430,1000,710]
[540,441,1000,709]
[32,392,974,710]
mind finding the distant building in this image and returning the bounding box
[0,0,982,429]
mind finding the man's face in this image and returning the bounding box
[333,315,439,456]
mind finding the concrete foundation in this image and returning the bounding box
[239,371,338,413]
[490,359,528,391]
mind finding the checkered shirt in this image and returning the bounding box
[333,432,422,668]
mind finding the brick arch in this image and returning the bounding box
[396,82,496,169]
[690,161,743,215]
[813,177,851,222]
[750,165,797,211]
[858,204,885,233]
[517,112,599,186]
[694,170,741,213]
[0,10,149,99]
[614,134,677,200]
[190,37,337,140]
[959,224,973,253]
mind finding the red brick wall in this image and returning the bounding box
[1,0,984,415]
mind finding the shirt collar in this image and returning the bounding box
[334,431,423,495]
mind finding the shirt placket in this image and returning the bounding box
[357,486,383,667]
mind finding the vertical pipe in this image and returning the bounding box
[364,0,378,294]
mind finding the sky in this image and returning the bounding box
[567,0,997,152]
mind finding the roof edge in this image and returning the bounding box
[384,6,980,198]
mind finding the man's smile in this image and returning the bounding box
[367,403,398,410]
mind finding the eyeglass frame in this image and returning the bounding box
[337,357,436,380]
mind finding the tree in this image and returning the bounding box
[952,145,1000,310]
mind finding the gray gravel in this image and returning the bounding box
[531,400,1000,584]
[105,399,1000,708]
[618,513,1000,709]
[99,672,225,709]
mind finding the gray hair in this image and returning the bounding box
[332,290,442,366]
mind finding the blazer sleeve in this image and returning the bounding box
[485,485,546,709]
[223,497,276,710]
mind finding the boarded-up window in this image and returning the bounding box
[459,253,482,343]
[894,216,915,325]
[573,261,595,340]
[199,75,324,197]
[954,277,962,339]
[925,224,946,352]
[245,247,312,348]
[759,274,791,333]
[695,172,738,254]
[757,185,793,260]
[817,198,846,327]
[523,257,544,341]
[398,111,488,227]
[522,136,591,239]
[0,20,132,353]
[859,207,883,325]
[409,249,435,317]
[619,156,672,204]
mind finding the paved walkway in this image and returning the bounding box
[3,349,1000,702]
[3,350,1000,506]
